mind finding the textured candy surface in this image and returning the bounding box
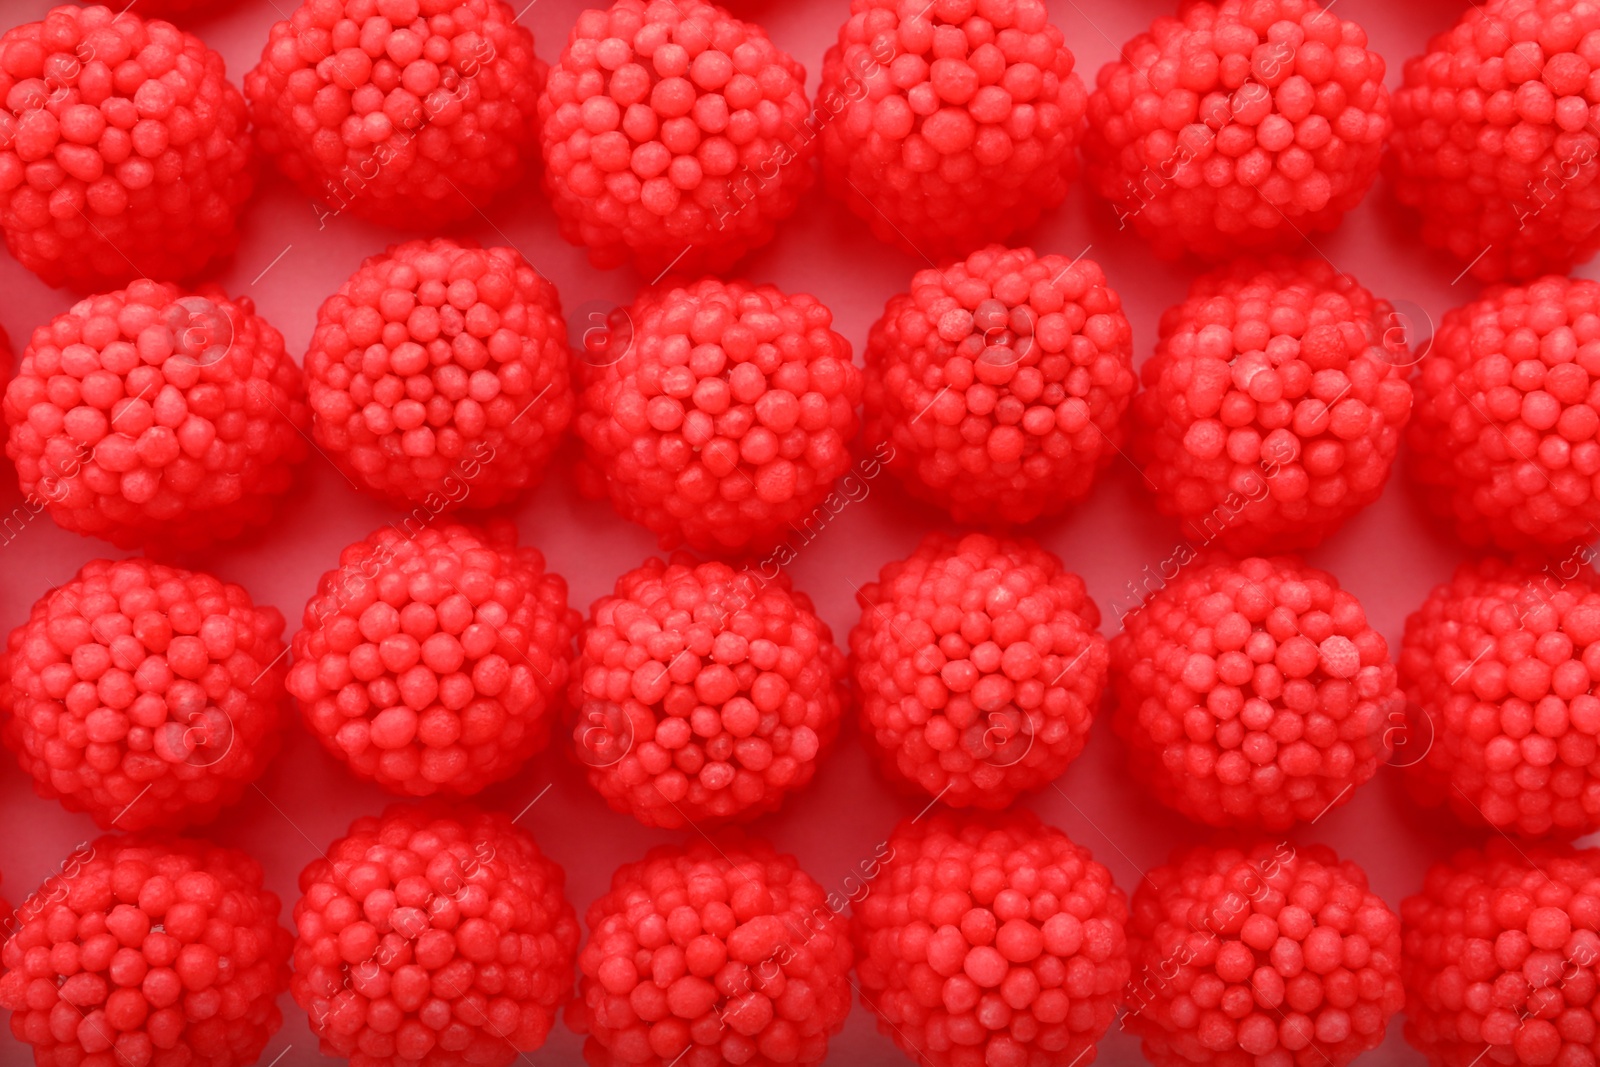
[305,238,574,510]
[818,0,1087,259]
[864,246,1136,525]
[0,835,291,1067]
[1111,554,1398,829]
[1133,258,1414,552]
[1408,275,1600,553]
[850,531,1108,810]
[1,279,308,552]
[291,804,578,1067]
[0,4,255,290]
[289,521,577,797]
[572,555,844,828]
[247,0,545,229]
[853,810,1129,1067]
[539,0,813,275]
[568,836,853,1067]
[575,277,861,554]
[1127,841,1403,1067]
[2,557,286,832]
[1084,0,1390,259]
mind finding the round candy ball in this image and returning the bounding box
[1084,0,1390,260]
[1127,842,1403,1067]
[1402,840,1600,1067]
[288,520,577,797]
[539,0,814,276]
[1409,275,1600,553]
[572,554,844,828]
[2,558,286,832]
[1388,0,1600,284]
[0,4,255,290]
[1133,258,1415,552]
[850,531,1108,810]
[853,809,1129,1067]
[864,246,1136,525]
[247,0,545,230]
[1111,554,1398,830]
[291,804,578,1066]
[0,835,291,1067]
[817,0,1087,260]
[2,280,308,552]
[305,238,574,510]
[568,835,853,1067]
[574,277,861,554]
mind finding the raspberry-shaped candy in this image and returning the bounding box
[572,555,844,828]
[2,280,308,552]
[0,835,291,1067]
[851,531,1108,810]
[1133,259,1415,552]
[0,5,255,290]
[575,277,861,554]
[2,558,286,832]
[1084,0,1390,260]
[288,520,577,797]
[1400,557,1600,838]
[539,0,814,276]
[864,246,1136,525]
[1127,842,1403,1067]
[854,810,1129,1067]
[247,0,545,230]
[1111,554,1398,829]
[1409,276,1600,553]
[568,836,853,1067]
[818,0,1087,260]
[291,804,578,1066]
[305,239,574,510]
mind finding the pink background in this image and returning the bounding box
[0,0,1542,1063]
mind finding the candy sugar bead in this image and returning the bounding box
[3,558,286,832]
[850,531,1108,810]
[2,280,308,552]
[305,239,574,510]
[1111,554,1399,830]
[247,0,545,229]
[289,521,577,797]
[1084,0,1390,260]
[864,246,1136,525]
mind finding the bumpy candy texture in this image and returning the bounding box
[864,246,1136,525]
[2,280,308,552]
[247,0,545,229]
[1402,841,1600,1067]
[850,531,1108,810]
[1134,258,1415,552]
[1111,554,1398,830]
[0,4,255,290]
[572,555,845,828]
[289,520,578,797]
[539,0,814,276]
[0,835,292,1067]
[1084,0,1390,260]
[1,558,286,832]
[1127,842,1403,1067]
[853,810,1129,1067]
[575,278,862,554]
[818,0,1087,260]
[1409,275,1600,553]
[1400,557,1600,839]
[568,836,853,1067]
[291,804,579,1067]
[306,238,574,510]
[1388,0,1600,283]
